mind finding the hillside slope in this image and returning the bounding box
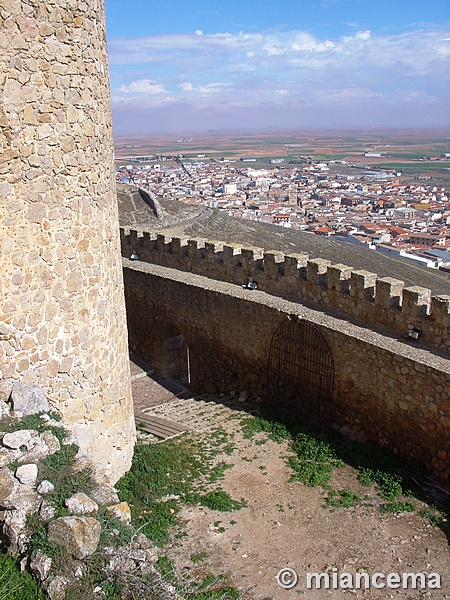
[118,185,450,295]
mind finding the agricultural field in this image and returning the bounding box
[114,127,450,178]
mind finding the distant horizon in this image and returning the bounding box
[112,125,450,139]
[105,0,449,135]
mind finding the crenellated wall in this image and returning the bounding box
[123,259,450,481]
[121,229,450,352]
[0,0,135,483]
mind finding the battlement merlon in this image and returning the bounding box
[120,228,450,351]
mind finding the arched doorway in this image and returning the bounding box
[268,317,334,427]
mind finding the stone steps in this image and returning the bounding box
[135,395,258,442]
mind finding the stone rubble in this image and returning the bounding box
[0,399,159,598]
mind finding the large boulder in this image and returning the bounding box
[48,516,101,559]
[2,429,51,464]
[2,429,38,450]
[10,383,49,416]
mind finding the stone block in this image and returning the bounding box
[65,492,98,515]
[264,251,285,278]
[15,463,38,486]
[327,264,352,292]
[375,277,404,309]
[10,383,50,415]
[307,258,331,286]
[48,516,101,559]
[106,501,131,523]
[430,295,450,326]
[402,286,431,319]
[350,270,377,301]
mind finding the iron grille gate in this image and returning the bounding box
[268,318,334,427]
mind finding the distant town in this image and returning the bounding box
[115,136,450,272]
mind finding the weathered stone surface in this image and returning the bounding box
[106,501,131,523]
[0,399,11,420]
[0,447,18,468]
[89,483,119,507]
[0,467,16,504]
[37,479,55,495]
[48,516,101,559]
[1,0,136,484]
[65,492,98,515]
[0,467,40,511]
[134,533,155,551]
[39,499,56,522]
[3,429,50,463]
[15,463,38,486]
[2,429,37,449]
[10,383,50,416]
[3,509,28,555]
[40,430,61,454]
[0,380,14,404]
[42,575,70,600]
[30,549,52,581]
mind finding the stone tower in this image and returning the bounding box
[0,0,135,482]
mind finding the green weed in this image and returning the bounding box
[379,500,416,514]
[289,433,344,487]
[240,414,290,443]
[191,552,208,564]
[210,462,233,483]
[186,490,247,512]
[325,490,361,509]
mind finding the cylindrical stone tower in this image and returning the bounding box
[0,0,135,482]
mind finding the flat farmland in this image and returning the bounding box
[114,128,450,180]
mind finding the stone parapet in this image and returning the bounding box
[120,229,450,352]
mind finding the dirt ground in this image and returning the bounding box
[131,369,450,600]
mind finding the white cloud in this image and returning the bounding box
[109,26,450,124]
[119,79,167,94]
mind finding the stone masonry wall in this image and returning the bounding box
[123,259,450,480]
[0,0,135,483]
[121,229,450,352]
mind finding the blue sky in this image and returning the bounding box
[105,0,449,134]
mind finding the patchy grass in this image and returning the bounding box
[289,433,344,487]
[0,551,46,600]
[324,490,361,509]
[191,552,209,564]
[115,434,247,546]
[235,402,447,524]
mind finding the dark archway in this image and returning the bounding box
[268,317,334,427]
[155,324,190,386]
